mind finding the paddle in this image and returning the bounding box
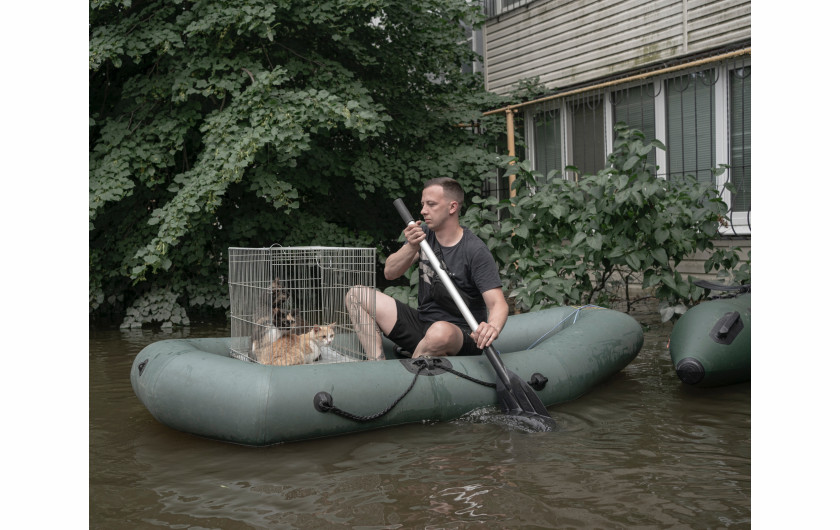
[393,198,556,431]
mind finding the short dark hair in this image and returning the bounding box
[423,177,465,208]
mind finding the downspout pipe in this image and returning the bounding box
[505,108,517,199]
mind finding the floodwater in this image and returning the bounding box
[90,311,750,529]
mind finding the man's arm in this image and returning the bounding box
[384,223,424,280]
[472,287,508,350]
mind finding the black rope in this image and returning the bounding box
[315,370,422,422]
[435,362,495,388]
[314,357,496,422]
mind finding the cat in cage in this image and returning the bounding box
[250,278,288,355]
[250,278,319,363]
[268,277,289,312]
[262,277,313,325]
[252,322,337,366]
[251,307,313,347]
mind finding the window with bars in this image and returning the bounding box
[611,83,659,174]
[530,95,608,182]
[666,69,716,186]
[484,0,536,18]
[520,59,751,232]
[612,84,657,150]
[729,67,751,213]
[533,108,562,181]
[569,95,606,177]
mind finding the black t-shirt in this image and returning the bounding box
[416,225,502,327]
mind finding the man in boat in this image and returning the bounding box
[346,177,507,360]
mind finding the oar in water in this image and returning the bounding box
[393,198,556,431]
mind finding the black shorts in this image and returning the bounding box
[385,299,483,356]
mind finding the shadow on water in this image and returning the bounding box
[90,316,750,529]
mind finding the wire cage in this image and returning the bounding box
[228,246,377,365]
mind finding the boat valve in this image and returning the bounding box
[529,373,548,390]
[675,357,705,385]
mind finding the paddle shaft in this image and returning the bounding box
[393,199,514,391]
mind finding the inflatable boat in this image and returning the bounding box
[131,305,643,445]
[669,282,751,387]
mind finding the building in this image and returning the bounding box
[478,0,750,289]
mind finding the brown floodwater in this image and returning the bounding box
[90,311,749,529]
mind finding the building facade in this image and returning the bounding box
[479,0,751,286]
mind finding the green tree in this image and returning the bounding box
[89,0,508,327]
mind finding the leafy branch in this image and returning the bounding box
[463,124,749,319]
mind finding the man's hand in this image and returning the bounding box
[474,287,508,350]
[471,321,500,350]
[404,221,426,250]
[384,221,423,280]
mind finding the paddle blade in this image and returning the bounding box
[496,369,557,432]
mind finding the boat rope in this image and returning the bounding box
[314,358,431,422]
[526,304,603,350]
[314,305,620,423]
[433,361,495,388]
[314,370,420,422]
[314,358,495,422]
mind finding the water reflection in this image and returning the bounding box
[90,318,750,528]
[431,484,494,518]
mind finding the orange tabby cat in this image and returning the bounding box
[256,323,336,366]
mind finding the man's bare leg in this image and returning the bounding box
[345,286,397,360]
[412,321,463,358]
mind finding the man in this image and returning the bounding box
[346,177,507,360]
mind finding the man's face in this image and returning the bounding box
[420,185,455,231]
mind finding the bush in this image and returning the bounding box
[462,124,747,319]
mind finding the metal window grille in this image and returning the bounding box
[485,47,751,232]
[484,0,535,18]
[228,246,376,365]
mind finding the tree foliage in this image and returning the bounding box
[89,0,509,327]
[462,124,749,320]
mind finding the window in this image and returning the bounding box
[612,84,657,147]
[460,23,484,76]
[729,66,750,213]
[522,58,751,233]
[611,83,659,173]
[532,108,562,181]
[569,95,606,177]
[666,70,716,186]
[484,1,536,18]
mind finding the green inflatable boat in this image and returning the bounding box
[669,282,751,387]
[131,305,643,445]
